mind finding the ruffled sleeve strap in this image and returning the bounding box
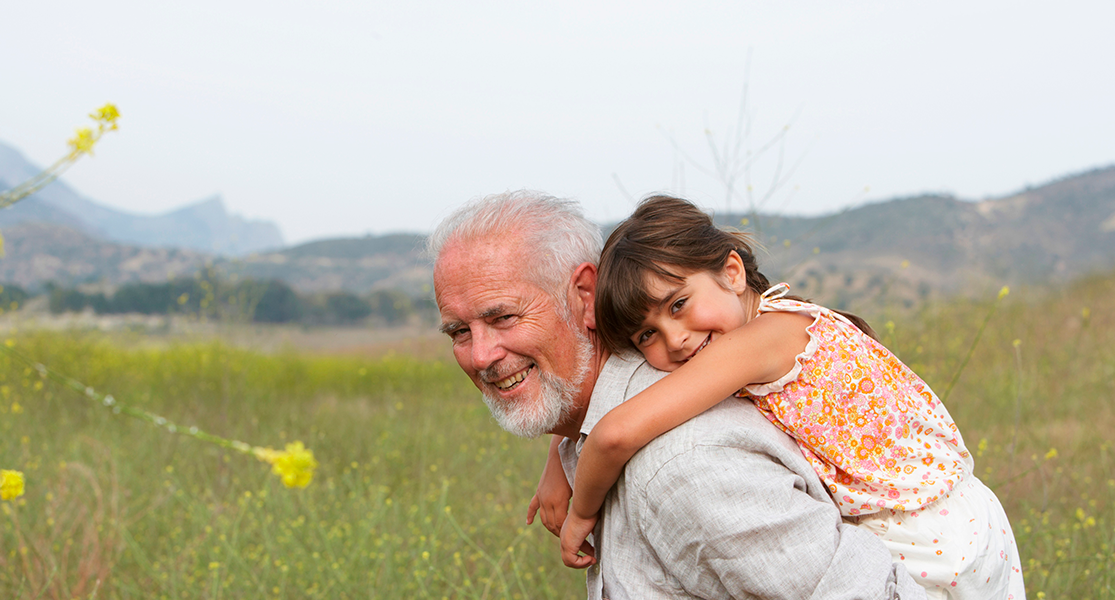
[745,283,825,396]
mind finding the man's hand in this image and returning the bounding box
[559,510,598,568]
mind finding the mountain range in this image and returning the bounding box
[725,165,1115,309]
[0,141,284,256]
[1,137,1113,308]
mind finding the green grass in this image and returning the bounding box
[2,272,1113,598]
[0,336,569,598]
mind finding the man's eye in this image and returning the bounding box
[447,327,470,340]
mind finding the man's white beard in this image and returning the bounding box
[482,326,593,439]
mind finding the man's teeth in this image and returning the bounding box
[495,367,530,390]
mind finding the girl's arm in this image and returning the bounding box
[560,312,810,566]
[526,435,572,537]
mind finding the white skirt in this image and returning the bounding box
[848,476,1026,600]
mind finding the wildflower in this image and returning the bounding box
[255,441,318,488]
[68,127,97,155]
[1,104,120,209]
[90,103,120,128]
[1044,448,1058,460]
[998,286,1010,300]
[1,469,24,500]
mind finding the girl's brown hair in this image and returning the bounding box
[595,195,876,354]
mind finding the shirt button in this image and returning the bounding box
[592,564,600,575]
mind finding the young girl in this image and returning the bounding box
[533,196,1024,599]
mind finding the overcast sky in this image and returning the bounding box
[2,1,1112,245]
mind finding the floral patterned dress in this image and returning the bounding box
[739,283,973,517]
[739,284,1025,599]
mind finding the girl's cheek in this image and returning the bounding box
[646,350,679,372]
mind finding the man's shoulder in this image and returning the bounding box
[602,357,806,485]
[625,397,799,478]
[588,353,806,477]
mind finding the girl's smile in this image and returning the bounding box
[632,265,752,372]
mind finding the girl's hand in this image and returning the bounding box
[559,510,598,569]
[525,485,570,538]
[525,436,573,537]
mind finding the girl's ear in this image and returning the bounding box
[723,251,748,294]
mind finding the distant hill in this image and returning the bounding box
[0,146,1112,308]
[217,234,431,296]
[738,165,1115,309]
[215,164,1115,304]
[0,140,284,256]
[0,222,209,290]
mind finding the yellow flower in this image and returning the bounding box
[255,441,318,488]
[68,127,97,155]
[90,103,121,128]
[1,469,25,500]
[1044,447,1058,460]
[998,286,1010,300]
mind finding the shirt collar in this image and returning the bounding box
[580,351,646,441]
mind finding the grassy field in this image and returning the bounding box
[1,273,1113,599]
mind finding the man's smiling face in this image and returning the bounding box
[434,234,592,438]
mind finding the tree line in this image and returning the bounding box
[37,277,436,326]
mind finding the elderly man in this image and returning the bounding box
[430,190,925,599]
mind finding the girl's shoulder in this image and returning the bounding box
[744,284,860,397]
[756,283,849,325]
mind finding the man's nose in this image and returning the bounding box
[469,326,506,371]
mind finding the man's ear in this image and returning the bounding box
[724,251,748,294]
[569,262,599,331]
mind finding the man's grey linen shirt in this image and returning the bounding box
[558,352,925,600]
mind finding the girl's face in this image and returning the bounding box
[630,255,750,372]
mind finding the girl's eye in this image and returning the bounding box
[636,329,656,346]
[670,298,687,314]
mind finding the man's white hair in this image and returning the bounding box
[428,190,603,305]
